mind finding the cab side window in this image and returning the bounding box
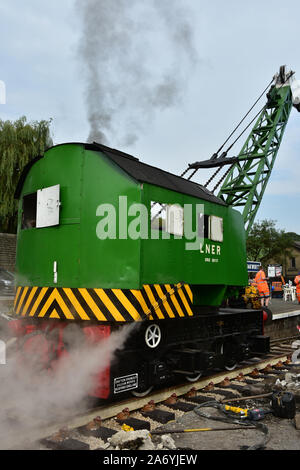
[151,201,184,237]
[22,192,37,229]
[198,213,223,242]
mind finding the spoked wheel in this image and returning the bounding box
[145,324,161,349]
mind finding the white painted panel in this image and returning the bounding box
[166,204,184,237]
[36,184,60,228]
[209,215,223,242]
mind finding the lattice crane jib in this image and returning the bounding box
[217,83,293,234]
[186,66,300,236]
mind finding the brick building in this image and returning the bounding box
[284,241,300,281]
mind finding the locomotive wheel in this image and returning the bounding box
[224,360,237,371]
[185,372,202,382]
[132,386,154,397]
[219,341,238,371]
[145,324,161,349]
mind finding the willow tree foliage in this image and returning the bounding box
[0,116,53,233]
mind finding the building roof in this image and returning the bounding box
[86,142,226,205]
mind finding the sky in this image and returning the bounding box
[1,0,300,233]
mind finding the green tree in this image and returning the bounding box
[247,219,294,267]
[0,116,52,233]
[286,231,300,241]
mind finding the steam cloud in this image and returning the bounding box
[0,321,137,449]
[76,0,198,146]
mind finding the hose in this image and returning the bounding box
[193,400,270,450]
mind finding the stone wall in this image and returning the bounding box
[0,233,16,272]
[265,314,300,340]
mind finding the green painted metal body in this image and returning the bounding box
[217,85,293,234]
[15,143,248,307]
[140,181,247,305]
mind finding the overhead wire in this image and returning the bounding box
[208,70,295,192]
[182,76,275,185]
[214,77,275,157]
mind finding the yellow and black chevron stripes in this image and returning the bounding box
[14,283,194,323]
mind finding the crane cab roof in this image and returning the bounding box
[15,141,226,206]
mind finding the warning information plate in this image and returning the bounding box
[114,373,138,394]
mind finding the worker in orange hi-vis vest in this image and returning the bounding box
[254,265,270,307]
[294,272,300,304]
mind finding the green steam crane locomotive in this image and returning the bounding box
[11,66,300,398]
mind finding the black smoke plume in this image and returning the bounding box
[76,0,198,146]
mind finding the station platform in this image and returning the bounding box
[270,297,300,315]
[265,297,300,340]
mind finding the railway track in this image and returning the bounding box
[6,337,298,450]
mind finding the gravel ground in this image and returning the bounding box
[152,401,300,451]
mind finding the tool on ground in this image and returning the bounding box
[193,400,270,450]
[221,390,296,420]
[222,405,272,421]
[221,392,272,404]
[150,425,256,435]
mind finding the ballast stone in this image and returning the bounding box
[108,430,155,450]
[107,429,176,450]
[155,434,177,450]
